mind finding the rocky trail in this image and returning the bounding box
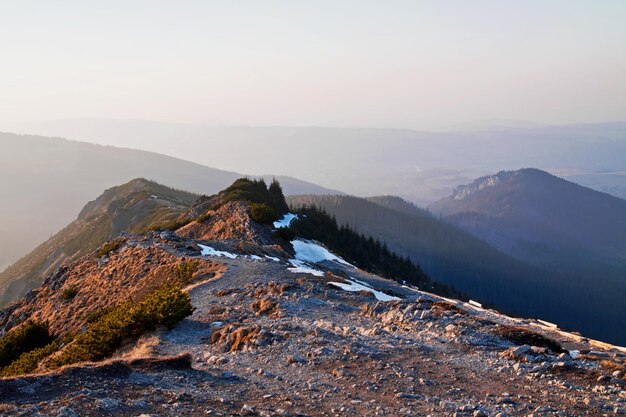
[1,246,625,416]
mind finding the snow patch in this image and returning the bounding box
[199,244,238,259]
[291,239,354,267]
[329,279,400,302]
[265,256,280,262]
[273,213,298,229]
[287,259,324,276]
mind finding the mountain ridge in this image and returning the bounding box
[0,132,342,272]
[429,168,626,267]
[0,178,624,416]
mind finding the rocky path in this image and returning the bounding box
[1,253,625,416]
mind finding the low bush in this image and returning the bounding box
[250,203,277,224]
[50,286,194,367]
[221,178,289,215]
[0,321,54,368]
[147,217,193,232]
[60,286,79,301]
[273,227,296,242]
[195,212,211,223]
[174,261,200,284]
[495,325,565,353]
[0,342,58,377]
[96,240,121,258]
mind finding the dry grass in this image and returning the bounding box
[251,297,281,317]
[211,324,262,352]
[494,325,565,353]
[431,301,468,317]
[598,359,626,374]
[253,281,293,297]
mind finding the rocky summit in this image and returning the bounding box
[0,179,625,417]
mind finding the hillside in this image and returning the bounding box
[0,179,624,416]
[8,119,626,203]
[0,179,198,305]
[429,168,626,272]
[287,194,626,345]
[0,132,341,272]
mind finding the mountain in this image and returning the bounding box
[287,194,626,344]
[0,132,341,272]
[6,118,626,203]
[0,178,624,416]
[0,179,198,305]
[429,168,626,272]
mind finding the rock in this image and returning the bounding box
[612,370,624,378]
[56,407,79,417]
[241,404,257,415]
[530,346,547,354]
[598,375,611,382]
[445,324,457,334]
[511,345,532,357]
[96,398,121,411]
[610,378,626,386]
[473,410,488,417]
[287,354,305,364]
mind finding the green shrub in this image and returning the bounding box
[145,217,195,233]
[85,306,114,324]
[60,286,79,301]
[175,261,200,284]
[250,203,277,224]
[273,227,296,242]
[51,286,194,367]
[0,321,54,368]
[96,240,121,258]
[495,326,565,353]
[0,342,58,377]
[221,178,289,215]
[195,212,211,223]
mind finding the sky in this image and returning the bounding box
[0,1,625,130]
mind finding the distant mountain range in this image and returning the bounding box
[5,118,626,203]
[0,132,341,271]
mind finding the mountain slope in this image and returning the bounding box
[0,179,624,416]
[287,194,626,345]
[0,179,198,305]
[428,168,626,271]
[0,132,341,271]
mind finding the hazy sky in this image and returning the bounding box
[1,1,625,129]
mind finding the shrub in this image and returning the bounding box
[494,325,565,353]
[195,212,211,223]
[0,321,54,368]
[85,306,114,324]
[50,286,194,367]
[96,240,121,258]
[273,227,295,242]
[221,178,289,215]
[0,342,58,377]
[174,261,200,284]
[250,203,277,224]
[146,217,193,233]
[60,286,79,301]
